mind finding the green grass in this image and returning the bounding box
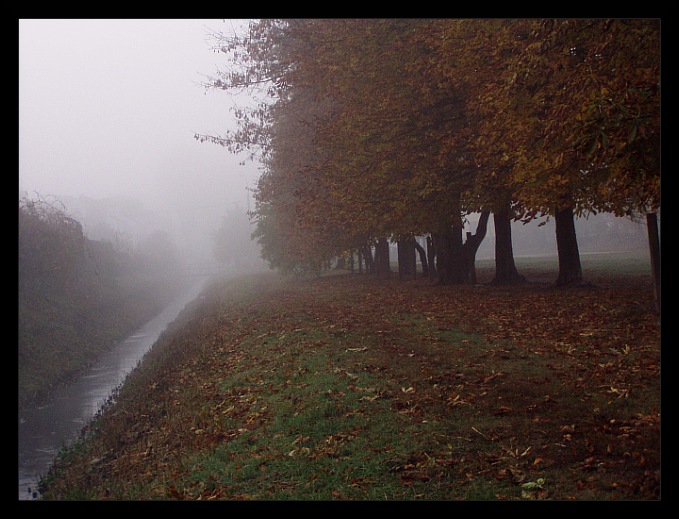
[40,258,659,500]
[18,277,189,408]
[179,326,490,500]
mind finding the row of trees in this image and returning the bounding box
[197,19,659,292]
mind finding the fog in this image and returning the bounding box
[19,19,650,276]
[19,19,261,273]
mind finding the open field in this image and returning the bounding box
[41,252,660,500]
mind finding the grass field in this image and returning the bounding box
[41,252,660,500]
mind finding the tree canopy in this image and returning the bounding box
[199,19,660,284]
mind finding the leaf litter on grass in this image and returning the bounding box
[41,267,660,500]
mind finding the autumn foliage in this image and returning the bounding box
[197,19,659,288]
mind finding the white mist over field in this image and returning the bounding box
[19,19,262,271]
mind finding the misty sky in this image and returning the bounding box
[19,19,258,245]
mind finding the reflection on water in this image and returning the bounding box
[18,278,208,500]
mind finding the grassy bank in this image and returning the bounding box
[18,275,189,409]
[40,254,660,500]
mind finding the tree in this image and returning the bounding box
[565,19,660,302]
[311,19,483,283]
[19,195,86,297]
[227,19,476,278]
[409,19,525,284]
[466,19,659,286]
[200,19,659,291]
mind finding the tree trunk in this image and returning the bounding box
[414,240,429,278]
[491,208,525,285]
[335,256,346,270]
[433,225,465,285]
[450,216,465,284]
[426,235,436,282]
[397,239,417,280]
[436,192,466,285]
[554,206,585,286]
[646,212,660,313]
[375,238,391,277]
[361,244,375,274]
[462,210,490,284]
[433,230,451,284]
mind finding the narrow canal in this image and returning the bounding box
[18,277,210,500]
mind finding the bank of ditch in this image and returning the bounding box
[40,259,660,500]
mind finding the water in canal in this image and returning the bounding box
[18,278,209,500]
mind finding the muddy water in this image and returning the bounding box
[18,278,209,500]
